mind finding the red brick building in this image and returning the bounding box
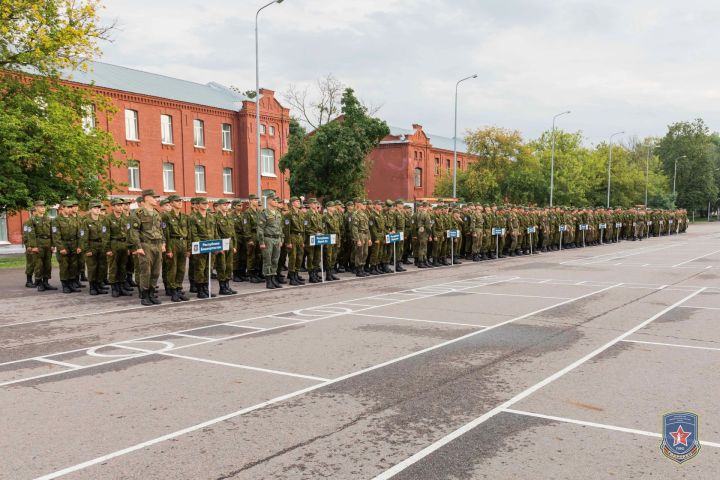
[365,124,477,200]
[2,62,291,245]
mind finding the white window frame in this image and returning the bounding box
[81,105,96,133]
[193,119,205,148]
[259,124,266,135]
[414,168,422,188]
[128,161,141,191]
[261,148,276,177]
[268,125,275,136]
[195,165,206,193]
[125,109,139,141]
[163,163,175,192]
[0,212,8,244]
[221,123,232,151]
[161,114,173,145]
[223,167,233,194]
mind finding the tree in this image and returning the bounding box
[279,88,389,200]
[284,74,345,130]
[0,0,124,213]
[657,119,719,211]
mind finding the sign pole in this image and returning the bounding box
[560,226,563,252]
[451,235,454,266]
[393,243,397,273]
[616,226,620,243]
[530,231,533,255]
[582,229,585,248]
[320,244,324,282]
[495,233,499,259]
[207,252,212,299]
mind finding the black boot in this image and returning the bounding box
[275,274,287,284]
[36,279,46,292]
[61,280,72,294]
[177,289,189,301]
[227,281,238,294]
[126,274,137,287]
[296,272,306,284]
[149,287,161,304]
[266,277,276,289]
[111,283,120,298]
[80,272,88,282]
[120,282,134,296]
[395,263,406,272]
[169,288,181,302]
[42,278,57,290]
[140,289,153,306]
[289,272,300,286]
[417,259,427,268]
[164,283,171,296]
[189,281,198,293]
[89,282,99,295]
[197,283,208,299]
[271,276,283,288]
[249,271,262,284]
[219,281,232,295]
[96,282,108,294]
[383,263,393,273]
[309,270,320,283]
[26,275,35,288]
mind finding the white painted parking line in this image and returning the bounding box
[224,324,264,330]
[503,409,720,448]
[679,305,720,310]
[464,292,572,300]
[171,333,215,340]
[622,339,720,352]
[34,358,82,369]
[33,283,618,480]
[371,287,703,480]
[350,313,486,329]
[672,248,720,267]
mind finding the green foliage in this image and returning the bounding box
[280,88,389,200]
[0,0,124,213]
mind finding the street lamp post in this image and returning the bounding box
[606,131,625,208]
[672,155,686,197]
[255,0,285,198]
[644,143,655,208]
[549,110,571,207]
[452,74,477,199]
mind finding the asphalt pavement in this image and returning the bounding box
[1,225,719,479]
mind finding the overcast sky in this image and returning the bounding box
[99,0,720,145]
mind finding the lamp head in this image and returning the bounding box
[277,0,284,3]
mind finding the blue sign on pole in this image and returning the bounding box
[192,239,229,254]
[615,222,623,228]
[559,225,568,232]
[310,234,336,246]
[446,229,461,238]
[385,232,404,244]
[599,223,607,229]
[492,227,505,236]
[579,224,589,231]
[527,226,536,234]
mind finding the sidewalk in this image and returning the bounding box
[0,244,25,255]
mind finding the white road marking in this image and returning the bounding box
[171,333,214,340]
[672,248,720,267]
[33,358,82,369]
[371,287,704,480]
[503,409,720,448]
[622,339,720,352]
[679,305,720,310]
[464,292,572,300]
[350,312,486,329]
[32,283,618,480]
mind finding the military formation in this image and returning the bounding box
[22,192,689,306]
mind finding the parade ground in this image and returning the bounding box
[2,224,720,479]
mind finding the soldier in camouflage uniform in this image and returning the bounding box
[257,192,285,289]
[53,200,83,293]
[104,198,133,298]
[129,190,166,306]
[189,197,217,299]
[283,197,306,286]
[22,207,36,288]
[79,200,109,295]
[243,195,262,283]
[161,194,190,302]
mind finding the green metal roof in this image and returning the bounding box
[63,61,249,111]
[388,125,469,154]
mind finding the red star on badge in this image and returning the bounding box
[670,425,691,446]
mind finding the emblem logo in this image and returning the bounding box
[661,411,701,463]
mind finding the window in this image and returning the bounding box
[161,114,173,144]
[419,151,423,160]
[259,124,266,135]
[125,109,139,141]
[261,148,275,176]
[269,125,275,136]
[81,105,95,133]
[434,158,440,175]
[163,163,175,192]
[446,159,451,173]
[414,168,422,188]
[128,161,140,190]
[222,123,232,151]
[456,159,461,171]
[193,119,205,147]
[0,212,7,243]
[195,165,206,192]
[223,168,233,193]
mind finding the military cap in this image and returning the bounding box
[159,198,170,206]
[196,196,208,204]
[61,200,74,207]
[167,194,183,202]
[33,200,46,207]
[289,196,300,203]
[88,200,102,208]
[230,199,241,206]
[307,197,318,204]
[68,198,79,206]
[215,198,229,205]
[135,196,144,203]
[325,200,334,207]
[248,194,259,200]
[385,199,394,207]
[29,207,35,213]
[346,200,354,207]
[266,191,278,200]
[141,188,160,198]
[111,198,125,205]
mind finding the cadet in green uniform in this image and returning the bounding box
[231,200,247,282]
[323,201,341,280]
[393,200,407,271]
[27,201,57,291]
[128,189,166,306]
[104,198,133,298]
[350,199,371,277]
[79,200,109,295]
[23,207,36,288]
[161,194,190,302]
[283,197,306,285]
[243,195,262,283]
[189,197,217,299]
[257,192,284,289]
[213,198,238,295]
[158,199,173,293]
[53,200,82,293]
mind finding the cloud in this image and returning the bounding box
[98,0,720,145]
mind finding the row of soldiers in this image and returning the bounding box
[22,191,689,305]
